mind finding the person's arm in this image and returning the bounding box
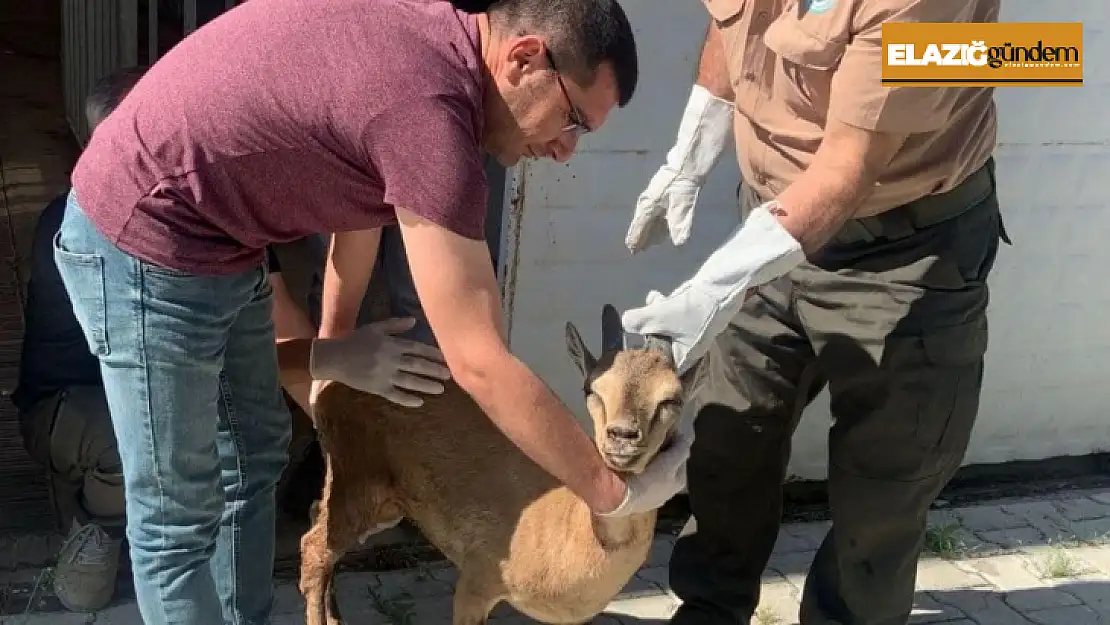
[365,89,628,512]
[318,229,382,338]
[622,3,972,371]
[396,209,626,513]
[696,18,734,102]
[271,271,317,342]
[769,3,972,256]
[771,118,906,255]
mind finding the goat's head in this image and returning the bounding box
[565,304,683,475]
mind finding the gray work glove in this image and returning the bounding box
[308,317,451,408]
[622,202,806,376]
[625,85,734,253]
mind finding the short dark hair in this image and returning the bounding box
[85,65,148,131]
[488,0,638,107]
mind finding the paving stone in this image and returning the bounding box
[781,522,829,551]
[939,527,997,559]
[773,528,814,554]
[1069,517,1110,543]
[927,508,960,529]
[979,526,1049,551]
[756,577,800,624]
[606,593,679,621]
[909,592,967,623]
[330,571,378,600]
[914,558,992,591]
[92,602,144,625]
[0,613,93,625]
[489,608,549,624]
[646,535,675,567]
[927,588,1034,625]
[620,573,664,598]
[965,554,1081,610]
[957,504,1029,532]
[370,568,453,598]
[1057,579,1110,616]
[766,550,813,590]
[1001,502,1074,541]
[1024,604,1100,625]
[422,562,460,586]
[1003,586,1081,613]
[406,593,454,624]
[636,565,669,590]
[271,582,306,615]
[1052,497,1110,522]
[1071,545,1110,576]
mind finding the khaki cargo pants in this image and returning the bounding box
[670,158,1009,625]
[21,385,126,533]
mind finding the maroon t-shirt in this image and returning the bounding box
[71,0,489,275]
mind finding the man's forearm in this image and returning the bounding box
[773,120,907,255]
[319,229,382,338]
[456,353,626,514]
[696,20,734,102]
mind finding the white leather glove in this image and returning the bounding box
[625,85,734,254]
[622,202,807,375]
[308,316,452,408]
[599,405,696,517]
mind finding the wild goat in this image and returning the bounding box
[299,304,686,625]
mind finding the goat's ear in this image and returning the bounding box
[565,321,596,377]
[601,304,625,353]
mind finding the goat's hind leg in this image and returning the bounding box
[300,458,403,625]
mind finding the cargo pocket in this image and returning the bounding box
[912,316,989,454]
[52,231,110,357]
[827,316,988,483]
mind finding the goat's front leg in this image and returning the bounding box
[452,567,504,625]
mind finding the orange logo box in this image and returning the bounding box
[881,22,1083,87]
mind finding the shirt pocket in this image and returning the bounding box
[762,15,848,115]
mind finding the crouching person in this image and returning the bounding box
[11,65,148,612]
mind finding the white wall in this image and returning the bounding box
[498,2,1109,480]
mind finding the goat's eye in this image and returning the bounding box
[657,399,682,415]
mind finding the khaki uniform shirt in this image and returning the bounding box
[702,0,999,218]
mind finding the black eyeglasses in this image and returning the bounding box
[545,48,591,135]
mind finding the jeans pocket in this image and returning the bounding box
[52,231,110,357]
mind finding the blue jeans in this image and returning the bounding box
[53,190,290,625]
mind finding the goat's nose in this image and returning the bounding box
[606,424,642,443]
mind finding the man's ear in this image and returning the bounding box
[505,34,546,76]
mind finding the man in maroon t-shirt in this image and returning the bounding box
[52,0,689,623]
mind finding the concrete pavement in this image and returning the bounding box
[9,487,1110,624]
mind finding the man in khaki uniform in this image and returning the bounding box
[620,0,1009,623]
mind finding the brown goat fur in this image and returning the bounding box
[299,305,685,625]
